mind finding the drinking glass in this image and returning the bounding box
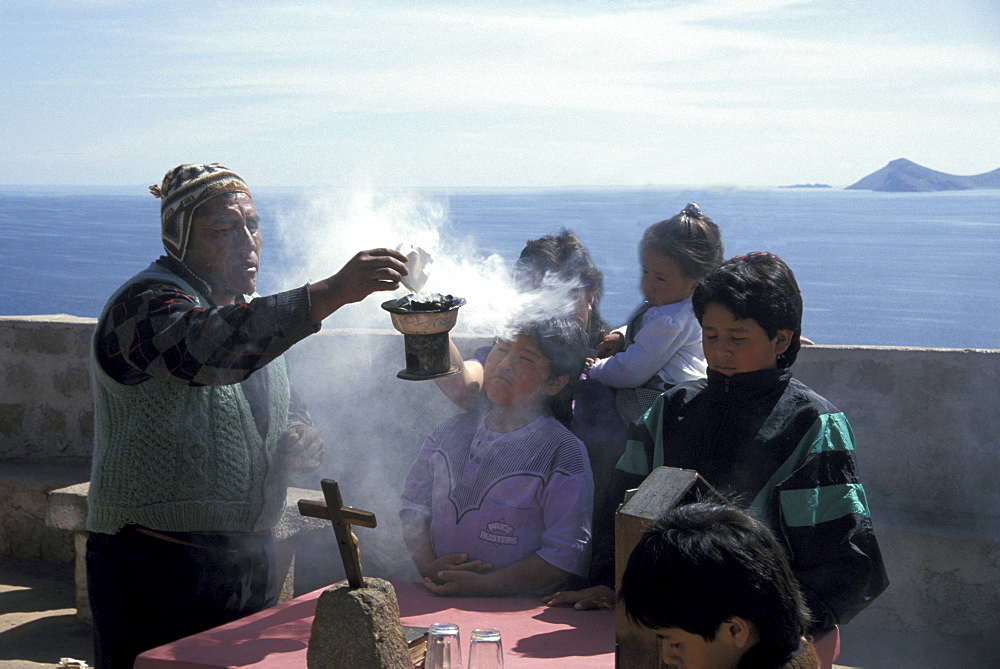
[424,622,462,669]
[467,628,503,669]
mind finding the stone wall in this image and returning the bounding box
[0,315,94,462]
[4,316,997,531]
[794,346,1000,526]
[1,315,998,644]
[0,316,95,561]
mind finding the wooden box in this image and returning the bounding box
[614,467,725,669]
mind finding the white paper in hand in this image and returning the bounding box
[397,244,432,294]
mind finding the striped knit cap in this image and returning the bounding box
[149,163,251,261]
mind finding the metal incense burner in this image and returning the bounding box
[381,293,466,381]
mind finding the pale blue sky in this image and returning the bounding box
[2,0,997,188]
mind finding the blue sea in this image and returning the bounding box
[1,185,997,350]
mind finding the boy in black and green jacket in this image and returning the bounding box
[609,252,888,639]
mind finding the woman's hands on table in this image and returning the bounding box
[424,554,569,598]
[422,553,493,584]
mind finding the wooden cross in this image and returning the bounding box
[297,479,377,588]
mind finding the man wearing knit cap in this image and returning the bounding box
[85,163,409,668]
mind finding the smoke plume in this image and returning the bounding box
[268,187,586,588]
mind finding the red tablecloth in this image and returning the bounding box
[135,580,615,668]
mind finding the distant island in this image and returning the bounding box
[779,183,832,189]
[847,158,1000,192]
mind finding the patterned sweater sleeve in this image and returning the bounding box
[97,279,318,387]
[755,413,890,633]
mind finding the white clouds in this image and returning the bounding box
[137,2,996,116]
[1,0,997,186]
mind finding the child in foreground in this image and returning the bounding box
[549,253,888,643]
[619,501,820,669]
[586,203,724,425]
[400,317,594,596]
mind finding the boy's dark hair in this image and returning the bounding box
[619,501,810,661]
[514,229,609,345]
[692,252,803,367]
[503,316,589,425]
[640,203,725,281]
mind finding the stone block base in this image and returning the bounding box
[308,577,410,669]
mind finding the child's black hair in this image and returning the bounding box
[619,501,810,663]
[640,203,725,281]
[514,228,609,345]
[501,316,589,426]
[692,252,803,367]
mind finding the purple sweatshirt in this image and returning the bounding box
[401,411,593,576]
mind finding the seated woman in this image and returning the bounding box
[619,501,820,669]
[433,229,623,593]
[400,316,594,596]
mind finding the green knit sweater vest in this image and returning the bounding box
[87,262,290,534]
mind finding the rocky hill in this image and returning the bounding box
[846,158,1000,192]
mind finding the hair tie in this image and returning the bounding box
[681,202,701,217]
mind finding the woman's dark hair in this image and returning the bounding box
[503,316,589,426]
[514,228,609,346]
[692,252,803,367]
[640,203,725,281]
[619,501,810,662]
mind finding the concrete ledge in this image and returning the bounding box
[46,481,90,533]
[45,482,331,623]
[45,483,329,538]
[0,461,91,562]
